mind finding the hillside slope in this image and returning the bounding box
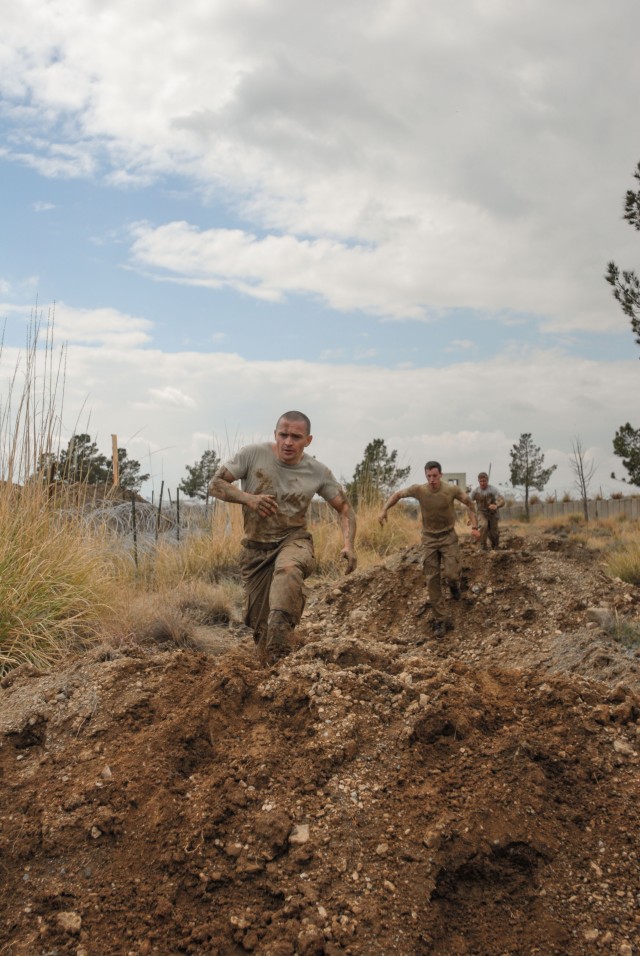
[1,531,639,955]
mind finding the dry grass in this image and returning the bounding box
[506,510,640,585]
[310,501,420,577]
[605,539,640,586]
[100,577,243,651]
[123,505,246,588]
[0,482,113,673]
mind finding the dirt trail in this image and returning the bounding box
[1,531,639,956]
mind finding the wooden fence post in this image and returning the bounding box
[131,496,138,570]
[155,480,164,542]
[111,434,119,487]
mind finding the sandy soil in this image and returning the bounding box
[1,529,639,955]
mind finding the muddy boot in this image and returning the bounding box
[261,610,294,665]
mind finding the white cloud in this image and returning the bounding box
[147,386,197,409]
[0,326,629,499]
[52,303,153,347]
[1,0,638,331]
[31,200,55,212]
[447,339,475,352]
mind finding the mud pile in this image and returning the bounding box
[1,531,639,955]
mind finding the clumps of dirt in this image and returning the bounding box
[0,533,639,955]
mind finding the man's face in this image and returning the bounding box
[425,467,442,490]
[479,475,489,490]
[274,418,312,465]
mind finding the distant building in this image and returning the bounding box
[442,472,467,490]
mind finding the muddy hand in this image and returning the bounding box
[251,494,278,518]
[341,548,357,574]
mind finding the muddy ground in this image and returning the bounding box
[1,529,639,955]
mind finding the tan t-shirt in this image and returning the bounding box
[404,481,465,535]
[471,483,503,516]
[221,443,342,543]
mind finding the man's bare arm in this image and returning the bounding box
[208,468,278,518]
[459,492,481,536]
[378,487,413,525]
[327,491,357,574]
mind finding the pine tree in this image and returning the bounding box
[605,160,640,347]
[179,449,221,499]
[607,163,640,487]
[42,434,149,492]
[509,433,556,519]
[612,423,640,487]
[347,438,411,506]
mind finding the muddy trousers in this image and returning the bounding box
[422,529,461,623]
[478,512,500,549]
[240,532,316,651]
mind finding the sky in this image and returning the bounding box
[1,0,640,501]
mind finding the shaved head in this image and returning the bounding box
[276,410,311,435]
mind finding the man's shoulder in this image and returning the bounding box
[405,482,427,497]
[224,442,273,474]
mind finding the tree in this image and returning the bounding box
[58,434,109,484]
[605,160,640,348]
[347,438,411,506]
[116,448,150,493]
[569,437,597,521]
[179,449,221,499]
[43,434,149,493]
[509,433,557,519]
[606,164,640,490]
[612,423,640,487]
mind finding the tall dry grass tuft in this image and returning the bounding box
[0,467,113,673]
[605,537,640,586]
[0,310,115,673]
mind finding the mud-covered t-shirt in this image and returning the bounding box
[404,481,465,535]
[221,443,342,543]
[471,483,503,516]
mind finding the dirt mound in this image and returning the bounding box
[1,533,639,955]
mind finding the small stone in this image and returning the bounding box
[423,831,442,850]
[619,945,633,956]
[100,765,113,780]
[376,843,389,856]
[90,826,102,839]
[383,879,396,893]
[56,911,82,935]
[289,823,310,845]
[586,607,614,630]
[613,738,635,756]
[583,928,599,942]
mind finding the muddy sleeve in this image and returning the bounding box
[220,445,253,481]
[316,467,343,503]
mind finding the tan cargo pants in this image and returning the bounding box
[478,511,500,549]
[422,528,461,622]
[240,531,316,644]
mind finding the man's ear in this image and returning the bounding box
[305,434,313,448]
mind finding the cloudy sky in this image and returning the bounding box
[1,0,639,500]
